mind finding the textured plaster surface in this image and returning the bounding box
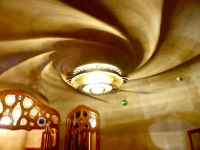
[0,0,200,149]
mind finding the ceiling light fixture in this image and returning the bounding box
[61,63,128,96]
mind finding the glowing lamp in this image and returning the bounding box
[62,63,128,96]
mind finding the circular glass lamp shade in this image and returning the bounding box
[63,63,128,96]
[71,71,123,95]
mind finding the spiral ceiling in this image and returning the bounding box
[0,0,200,149]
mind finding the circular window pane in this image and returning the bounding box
[5,95,15,106]
[23,97,33,109]
[37,117,46,127]
[20,118,27,126]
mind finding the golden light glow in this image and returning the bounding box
[71,71,123,88]
[83,83,112,94]
[84,71,112,84]
[91,87,104,94]
[63,63,128,95]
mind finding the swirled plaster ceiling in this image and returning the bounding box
[0,0,200,149]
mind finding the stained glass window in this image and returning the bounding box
[0,89,60,130]
[0,89,60,150]
[65,105,100,150]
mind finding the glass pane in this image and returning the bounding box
[83,111,88,117]
[12,102,22,126]
[76,111,81,119]
[52,115,58,124]
[46,113,50,118]
[18,95,22,100]
[29,106,39,119]
[0,100,3,113]
[5,94,15,106]
[0,116,11,125]
[37,117,46,127]
[23,97,33,109]
[20,118,27,126]
[89,117,96,128]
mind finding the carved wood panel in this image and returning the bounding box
[65,105,100,150]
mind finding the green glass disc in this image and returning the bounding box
[122,99,127,106]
